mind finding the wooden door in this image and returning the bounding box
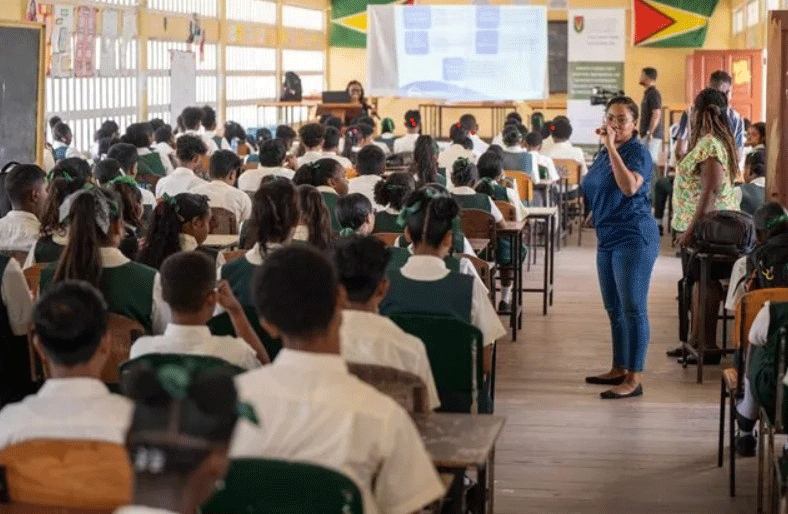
[685,49,763,121]
[766,12,788,208]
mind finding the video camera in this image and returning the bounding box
[590,87,625,106]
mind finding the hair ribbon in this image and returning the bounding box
[766,214,788,230]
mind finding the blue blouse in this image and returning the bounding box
[581,136,659,250]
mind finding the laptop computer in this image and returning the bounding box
[322,91,352,103]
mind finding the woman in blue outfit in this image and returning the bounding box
[581,96,660,400]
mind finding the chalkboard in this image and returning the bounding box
[549,21,567,94]
[0,23,44,167]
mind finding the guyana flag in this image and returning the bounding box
[330,0,412,48]
[633,0,719,47]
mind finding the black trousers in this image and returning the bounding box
[653,176,674,221]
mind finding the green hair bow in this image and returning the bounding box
[107,175,138,188]
[766,214,788,230]
[395,187,448,228]
[47,170,73,182]
[338,227,355,237]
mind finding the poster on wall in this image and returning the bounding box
[51,5,74,78]
[34,3,53,76]
[566,8,625,146]
[100,9,119,77]
[75,6,97,77]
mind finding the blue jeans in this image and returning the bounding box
[596,242,659,372]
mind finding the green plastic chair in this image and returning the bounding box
[207,308,283,360]
[389,313,488,414]
[201,458,365,514]
[118,353,246,381]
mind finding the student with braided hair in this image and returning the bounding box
[373,172,415,233]
[393,109,421,154]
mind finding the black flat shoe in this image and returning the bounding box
[585,375,626,385]
[678,352,722,366]
[666,347,684,357]
[600,384,643,400]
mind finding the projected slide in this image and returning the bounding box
[373,5,547,101]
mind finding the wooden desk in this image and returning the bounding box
[522,207,558,316]
[498,219,527,341]
[203,234,240,249]
[468,238,490,256]
[415,413,506,514]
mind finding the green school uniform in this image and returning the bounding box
[221,255,259,308]
[452,193,491,211]
[138,151,167,177]
[488,183,509,202]
[320,190,342,232]
[33,236,65,264]
[750,302,788,426]
[380,268,473,323]
[212,136,223,149]
[373,211,403,234]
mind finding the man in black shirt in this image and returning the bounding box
[639,67,663,165]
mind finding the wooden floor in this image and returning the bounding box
[493,231,756,513]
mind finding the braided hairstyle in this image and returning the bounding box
[373,172,415,211]
[451,157,478,188]
[689,88,740,183]
[401,186,460,249]
[137,193,210,270]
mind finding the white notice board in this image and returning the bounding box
[170,50,196,123]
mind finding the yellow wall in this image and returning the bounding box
[329,0,733,136]
[0,0,22,21]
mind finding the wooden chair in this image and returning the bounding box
[373,232,402,247]
[135,172,161,191]
[0,439,132,509]
[202,459,364,514]
[23,263,46,299]
[210,207,238,235]
[346,362,429,415]
[459,253,493,301]
[552,158,584,246]
[221,249,247,263]
[460,209,498,265]
[503,170,533,204]
[494,200,517,222]
[344,167,358,180]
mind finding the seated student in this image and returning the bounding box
[202,105,231,151]
[155,135,208,198]
[348,145,385,210]
[500,126,539,183]
[0,164,47,254]
[293,184,333,251]
[475,151,526,221]
[239,139,293,193]
[138,193,217,270]
[735,149,766,215]
[744,121,766,155]
[336,193,375,237]
[153,124,177,170]
[525,132,560,185]
[0,280,132,449]
[221,179,298,309]
[293,158,348,232]
[106,176,145,262]
[231,244,444,514]
[0,241,34,396]
[411,135,447,188]
[243,127,272,167]
[352,122,390,156]
[40,187,164,335]
[321,126,353,170]
[106,142,156,208]
[177,106,218,155]
[334,235,440,411]
[544,116,589,177]
[123,122,174,177]
[130,251,268,369]
[491,112,523,147]
[373,172,416,233]
[296,123,326,168]
[192,150,252,224]
[375,117,396,153]
[438,123,477,172]
[92,120,120,161]
[223,120,250,154]
[449,158,504,223]
[275,124,297,156]
[52,121,79,161]
[379,188,506,371]
[393,110,421,154]
[117,365,242,514]
[459,114,489,156]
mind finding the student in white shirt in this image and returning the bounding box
[393,109,421,154]
[106,143,156,208]
[239,139,294,193]
[92,120,120,161]
[459,113,489,156]
[231,244,445,514]
[296,123,326,168]
[0,164,47,253]
[321,126,353,170]
[131,251,268,369]
[351,122,391,156]
[192,150,252,224]
[491,112,524,147]
[336,193,375,238]
[734,150,766,215]
[525,132,560,183]
[334,236,441,411]
[123,122,175,176]
[438,124,477,173]
[156,135,208,198]
[202,105,232,151]
[293,184,334,251]
[51,121,80,161]
[177,106,219,155]
[115,365,243,514]
[348,145,386,211]
[0,281,132,449]
[152,124,177,172]
[375,117,397,153]
[544,117,589,177]
[500,127,540,186]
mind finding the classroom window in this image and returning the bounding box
[226,46,276,71]
[282,50,324,72]
[282,5,324,30]
[734,8,744,33]
[747,0,759,26]
[766,0,779,10]
[148,0,217,17]
[227,0,276,23]
[299,74,325,96]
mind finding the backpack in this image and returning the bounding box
[745,233,788,291]
[281,72,302,102]
[692,210,755,256]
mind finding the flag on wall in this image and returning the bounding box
[633,0,718,47]
[330,0,412,48]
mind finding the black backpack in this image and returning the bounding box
[692,210,756,256]
[746,233,788,291]
[281,71,302,102]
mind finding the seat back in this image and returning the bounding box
[0,439,132,509]
[494,200,517,222]
[136,172,161,191]
[460,209,497,261]
[201,458,364,514]
[733,288,788,350]
[221,249,247,263]
[347,362,429,414]
[373,232,401,247]
[503,170,533,203]
[458,253,492,293]
[345,167,358,180]
[119,353,246,384]
[389,313,485,413]
[553,158,582,186]
[23,263,45,299]
[210,207,239,235]
[386,152,414,167]
[100,314,145,385]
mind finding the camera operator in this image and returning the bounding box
[639,67,663,166]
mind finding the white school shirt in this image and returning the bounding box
[750,302,772,347]
[115,507,177,514]
[179,129,219,155]
[725,256,748,311]
[52,140,80,159]
[204,130,232,151]
[137,147,175,176]
[469,133,489,157]
[178,233,226,267]
[130,324,260,370]
[546,141,589,177]
[340,309,440,411]
[296,150,325,168]
[238,167,294,192]
[152,142,176,171]
[450,186,504,223]
[0,210,40,252]
[734,177,766,207]
[154,167,207,198]
[192,180,253,223]
[438,145,476,172]
[1,257,33,336]
[400,255,506,347]
[138,185,156,207]
[322,151,353,170]
[348,174,384,211]
[531,152,560,183]
[231,349,445,514]
[393,133,419,154]
[491,132,504,147]
[0,378,133,449]
[401,243,485,289]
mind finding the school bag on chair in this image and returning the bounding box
[746,233,788,291]
[280,71,302,102]
[691,210,756,256]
